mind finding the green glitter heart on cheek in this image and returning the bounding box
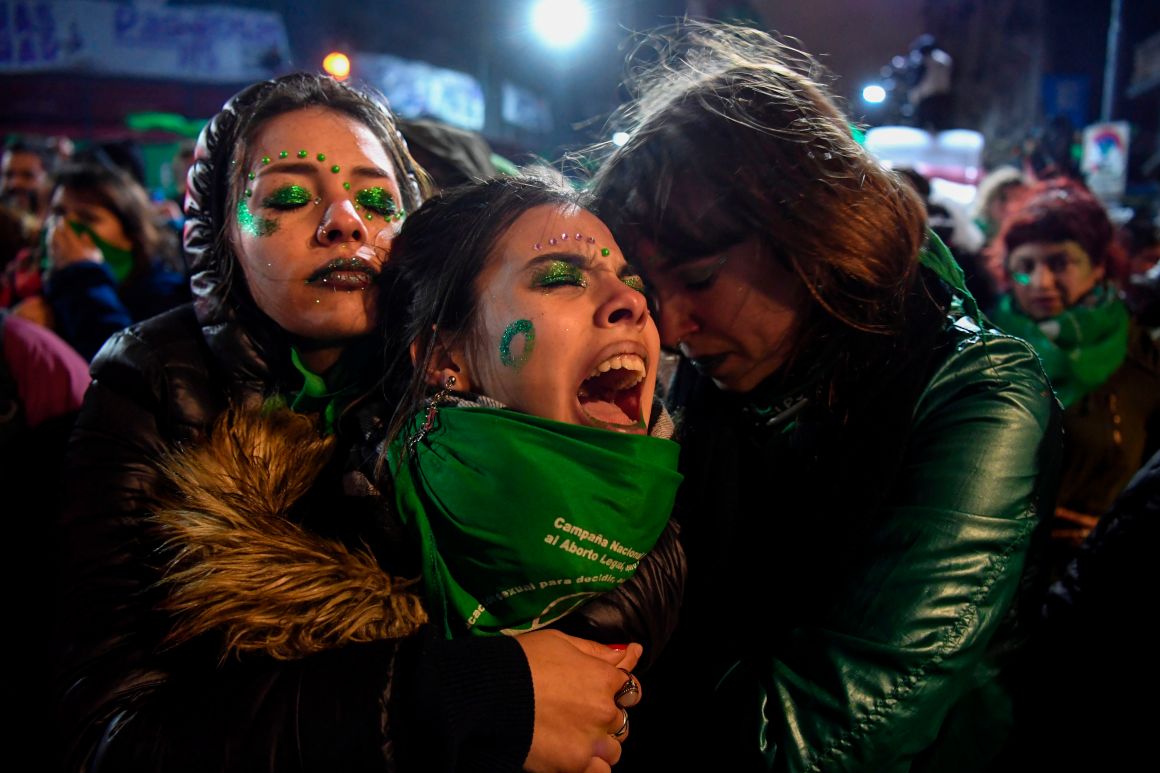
[499,319,536,370]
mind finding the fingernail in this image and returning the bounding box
[607,644,627,651]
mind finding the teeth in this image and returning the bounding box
[582,353,646,393]
[589,353,645,379]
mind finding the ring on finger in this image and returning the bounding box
[615,668,641,708]
[611,707,630,740]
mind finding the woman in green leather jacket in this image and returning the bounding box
[588,22,1063,772]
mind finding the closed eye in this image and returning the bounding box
[533,259,588,289]
[261,184,313,210]
[355,187,401,218]
[677,254,729,290]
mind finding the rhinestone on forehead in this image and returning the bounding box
[531,233,612,257]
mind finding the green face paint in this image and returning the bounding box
[355,187,402,220]
[500,319,536,370]
[533,260,587,289]
[236,199,279,237]
[621,274,645,293]
[1013,273,1031,286]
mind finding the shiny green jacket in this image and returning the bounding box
[621,309,1063,773]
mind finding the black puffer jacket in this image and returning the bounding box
[51,76,537,773]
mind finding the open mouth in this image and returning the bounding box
[577,353,647,431]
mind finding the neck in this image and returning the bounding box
[294,343,345,375]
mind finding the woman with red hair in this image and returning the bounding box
[989,178,1159,575]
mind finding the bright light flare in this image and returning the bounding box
[532,0,591,48]
[612,131,630,147]
[323,52,351,81]
[862,84,886,104]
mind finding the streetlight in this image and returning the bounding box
[531,0,591,49]
[323,51,351,81]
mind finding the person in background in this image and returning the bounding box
[906,33,954,131]
[1,306,90,485]
[18,162,190,360]
[973,165,1028,244]
[54,71,640,773]
[589,21,1062,772]
[896,166,994,310]
[988,178,1160,579]
[1,138,51,224]
[397,117,502,189]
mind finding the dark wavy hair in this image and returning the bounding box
[379,168,587,447]
[586,22,928,374]
[185,72,434,331]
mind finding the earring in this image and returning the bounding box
[408,375,456,452]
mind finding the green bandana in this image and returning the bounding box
[67,220,135,284]
[390,405,682,638]
[989,286,1129,407]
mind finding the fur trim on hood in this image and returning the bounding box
[154,406,427,661]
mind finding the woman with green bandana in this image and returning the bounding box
[588,21,1063,773]
[988,178,1160,578]
[22,162,190,360]
[55,73,637,773]
[375,170,684,653]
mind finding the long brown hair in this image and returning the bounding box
[588,22,928,373]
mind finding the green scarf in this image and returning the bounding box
[989,286,1129,407]
[284,340,374,434]
[390,405,682,638]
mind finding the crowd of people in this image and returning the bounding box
[14,17,1155,773]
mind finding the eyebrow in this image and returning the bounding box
[257,162,393,180]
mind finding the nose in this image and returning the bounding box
[1028,262,1055,290]
[596,276,649,329]
[316,198,364,245]
[652,291,697,349]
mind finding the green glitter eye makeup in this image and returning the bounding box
[533,260,587,289]
[262,184,313,209]
[621,274,646,293]
[355,187,403,220]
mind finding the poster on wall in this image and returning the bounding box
[1081,121,1130,203]
[0,0,290,83]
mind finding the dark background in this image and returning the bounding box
[3,0,1158,187]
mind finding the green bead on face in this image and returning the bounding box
[279,150,289,159]
[297,150,308,158]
